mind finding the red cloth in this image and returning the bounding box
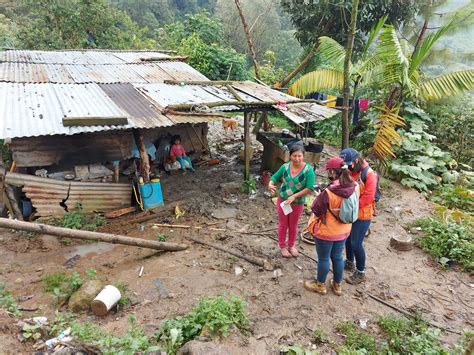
[359,98,369,111]
[350,160,376,208]
[169,144,186,158]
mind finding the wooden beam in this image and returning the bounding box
[62,117,128,127]
[244,112,251,180]
[226,84,244,102]
[166,99,319,112]
[132,129,150,183]
[163,80,234,86]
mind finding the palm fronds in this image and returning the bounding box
[317,36,346,70]
[372,105,406,161]
[419,69,474,101]
[363,15,387,54]
[287,69,344,97]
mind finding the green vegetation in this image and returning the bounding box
[268,111,293,130]
[114,281,131,308]
[312,327,328,345]
[156,295,250,354]
[337,321,377,353]
[157,233,167,242]
[414,216,473,273]
[241,176,257,193]
[41,268,97,303]
[52,204,105,231]
[430,185,474,214]
[0,282,21,316]
[280,344,318,355]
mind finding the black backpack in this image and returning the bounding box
[361,166,381,202]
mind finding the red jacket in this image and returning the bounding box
[350,160,376,220]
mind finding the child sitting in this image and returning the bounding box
[170,135,194,171]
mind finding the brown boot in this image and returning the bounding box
[304,280,327,295]
[346,270,366,285]
[330,279,342,296]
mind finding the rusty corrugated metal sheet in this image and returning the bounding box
[5,172,131,217]
[99,83,174,128]
[0,49,170,64]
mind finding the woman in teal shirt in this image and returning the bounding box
[268,145,315,257]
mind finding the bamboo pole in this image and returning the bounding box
[0,218,188,251]
[166,99,318,112]
[163,80,234,86]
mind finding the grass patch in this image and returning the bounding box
[155,295,250,354]
[268,112,293,130]
[41,268,97,304]
[336,321,377,353]
[0,282,21,316]
[51,203,105,231]
[414,216,473,273]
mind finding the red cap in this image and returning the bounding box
[321,156,344,171]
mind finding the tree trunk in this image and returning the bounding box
[132,129,150,183]
[243,112,251,180]
[277,42,319,89]
[234,0,260,80]
[413,19,429,55]
[341,0,360,149]
[0,218,188,251]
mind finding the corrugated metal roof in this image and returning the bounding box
[0,83,132,139]
[0,62,206,84]
[99,83,174,128]
[0,49,170,64]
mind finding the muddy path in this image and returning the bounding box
[0,122,472,353]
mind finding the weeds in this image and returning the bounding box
[54,203,104,231]
[336,321,377,353]
[268,112,293,130]
[241,176,257,193]
[414,216,473,273]
[157,233,167,242]
[312,327,328,344]
[280,344,318,355]
[430,184,474,214]
[0,282,21,316]
[41,268,97,303]
[114,281,131,308]
[156,295,250,354]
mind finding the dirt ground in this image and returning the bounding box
[0,121,473,353]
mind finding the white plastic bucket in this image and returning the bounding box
[91,285,121,316]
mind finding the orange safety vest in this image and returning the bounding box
[316,190,352,239]
[352,168,375,221]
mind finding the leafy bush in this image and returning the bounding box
[41,268,96,302]
[311,115,342,147]
[156,295,250,354]
[430,185,474,214]
[0,282,21,316]
[378,314,447,354]
[390,105,452,191]
[54,203,104,231]
[414,216,474,273]
[426,94,474,167]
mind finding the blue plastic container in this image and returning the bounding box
[139,179,164,209]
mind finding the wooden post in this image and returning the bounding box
[244,112,251,180]
[113,163,120,183]
[132,129,150,183]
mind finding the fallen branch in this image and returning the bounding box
[367,293,461,335]
[0,218,188,252]
[187,236,273,270]
[166,99,318,111]
[104,206,136,219]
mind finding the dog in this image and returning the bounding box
[222,118,238,132]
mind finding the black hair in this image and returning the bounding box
[289,144,305,155]
[171,135,181,145]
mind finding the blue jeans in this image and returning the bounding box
[315,238,345,283]
[345,219,371,272]
[177,156,193,170]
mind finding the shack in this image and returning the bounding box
[0,49,338,218]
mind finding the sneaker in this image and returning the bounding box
[280,248,291,258]
[304,280,327,295]
[288,246,299,257]
[344,260,356,272]
[330,279,342,296]
[346,270,366,285]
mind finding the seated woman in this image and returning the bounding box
[169,135,195,172]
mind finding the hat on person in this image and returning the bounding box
[321,156,344,171]
[340,148,359,164]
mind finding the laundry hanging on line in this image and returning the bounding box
[335,97,360,126]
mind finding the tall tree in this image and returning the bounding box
[341,0,360,149]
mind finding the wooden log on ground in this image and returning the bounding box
[104,206,136,219]
[0,218,188,252]
[187,236,273,270]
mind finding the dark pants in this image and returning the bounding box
[345,219,371,272]
[315,238,346,283]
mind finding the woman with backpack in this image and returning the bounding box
[268,144,315,258]
[304,157,359,296]
[340,148,377,285]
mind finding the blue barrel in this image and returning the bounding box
[139,179,164,209]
